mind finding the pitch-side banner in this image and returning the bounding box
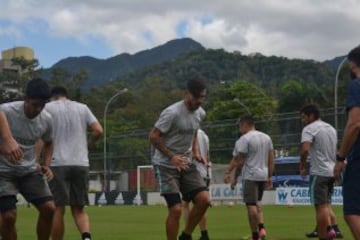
[276,187,343,205]
[210,184,243,201]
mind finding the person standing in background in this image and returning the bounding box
[45,87,103,240]
[224,115,274,240]
[183,129,211,240]
[299,104,340,240]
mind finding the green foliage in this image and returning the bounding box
[207,80,278,120]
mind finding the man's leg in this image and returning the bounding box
[71,205,91,240]
[182,190,210,235]
[167,203,182,240]
[35,200,55,240]
[315,204,331,239]
[1,209,17,240]
[182,201,190,225]
[344,215,360,239]
[247,204,259,236]
[51,206,66,240]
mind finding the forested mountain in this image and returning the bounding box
[42,38,204,88]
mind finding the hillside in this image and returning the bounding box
[42,38,204,88]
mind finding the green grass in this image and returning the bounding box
[15,204,350,240]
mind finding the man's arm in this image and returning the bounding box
[334,107,360,180]
[88,121,103,149]
[267,149,275,188]
[299,141,310,177]
[0,111,23,163]
[338,107,360,157]
[41,140,54,180]
[149,127,188,170]
[224,153,245,184]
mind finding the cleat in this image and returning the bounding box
[259,228,267,240]
[335,231,343,239]
[327,229,336,240]
[305,230,318,238]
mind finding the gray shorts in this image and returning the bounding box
[242,180,265,204]
[309,175,334,205]
[154,164,207,202]
[0,169,53,207]
[49,166,89,206]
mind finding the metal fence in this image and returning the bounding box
[88,107,347,191]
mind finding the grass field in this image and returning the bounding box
[15,204,351,240]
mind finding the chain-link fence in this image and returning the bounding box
[89,107,347,193]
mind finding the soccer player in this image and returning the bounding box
[224,115,274,240]
[182,129,211,240]
[299,104,338,240]
[149,75,211,240]
[334,45,360,239]
[45,86,103,240]
[0,78,56,240]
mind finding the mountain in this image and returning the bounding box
[42,38,204,88]
[323,55,347,70]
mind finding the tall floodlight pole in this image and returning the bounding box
[233,98,251,115]
[103,88,128,193]
[334,57,347,130]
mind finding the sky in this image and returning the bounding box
[1,0,360,68]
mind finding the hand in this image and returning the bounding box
[230,178,237,190]
[299,167,307,178]
[37,165,54,181]
[265,177,273,189]
[334,161,345,183]
[170,155,189,171]
[0,137,23,164]
[224,172,231,184]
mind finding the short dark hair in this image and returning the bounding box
[348,46,360,66]
[300,104,320,119]
[187,75,206,97]
[238,115,255,126]
[51,86,68,98]
[25,78,51,101]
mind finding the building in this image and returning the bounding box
[0,46,35,74]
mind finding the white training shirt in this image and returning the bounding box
[301,119,337,177]
[233,130,273,181]
[45,99,98,167]
[194,129,211,179]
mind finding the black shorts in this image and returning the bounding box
[309,175,334,205]
[154,164,207,203]
[343,163,360,215]
[49,166,89,206]
[242,180,265,204]
[0,170,53,212]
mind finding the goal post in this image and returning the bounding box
[135,165,154,205]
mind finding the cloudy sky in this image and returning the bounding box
[1,0,360,68]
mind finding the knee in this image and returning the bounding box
[169,204,182,219]
[194,193,211,209]
[39,202,56,220]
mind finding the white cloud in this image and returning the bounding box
[1,0,360,61]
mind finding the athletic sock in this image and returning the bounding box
[258,223,265,230]
[179,231,192,240]
[331,224,340,232]
[82,232,91,240]
[201,230,208,237]
[252,232,259,240]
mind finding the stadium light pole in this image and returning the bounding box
[233,98,251,115]
[334,57,347,130]
[103,88,128,193]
